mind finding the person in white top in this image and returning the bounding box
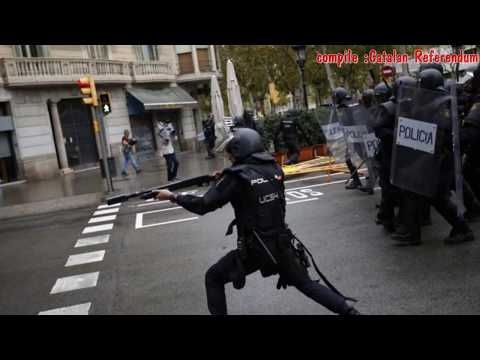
[157,121,180,181]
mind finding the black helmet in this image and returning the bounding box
[392,75,417,99]
[418,69,445,91]
[419,63,444,76]
[243,108,254,120]
[225,128,264,161]
[361,89,375,107]
[374,83,392,103]
[332,87,350,105]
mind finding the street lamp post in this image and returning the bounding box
[292,45,309,110]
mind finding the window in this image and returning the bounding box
[86,45,109,59]
[178,53,195,74]
[15,45,47,57]
[135,45,159,61]
[196,46,211,72]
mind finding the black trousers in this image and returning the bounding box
[285,140,300,164]
[346,158,362,185]
[163,153,179,181]
[205,138,215,157]
[205,250,351,315]
[402,190,469,240]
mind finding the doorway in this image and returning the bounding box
[58,99,98,170]
[130,112,157,160]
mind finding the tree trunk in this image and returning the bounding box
[321,45,336,91]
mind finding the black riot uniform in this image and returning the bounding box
[462,101,480,205]
[233,109,257,131]
[460,63,480,216]
[332,88,363,189]
[274,110,307,165]
[392,69,474,246]
[372,80,400,232]
[169,128,359,315]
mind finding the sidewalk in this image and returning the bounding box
[0,151,227,220]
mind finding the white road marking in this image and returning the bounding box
[75,234,110,248]
[38,302,91,315]
[287,198,320,205]
[93,208,120,216]
[82,223,114,234]
[97,203,121,209]
[136,200,170,208]
[65,250,106,267]
[88,215,117,224]
[50,272,99,294]
[135,211,198,230]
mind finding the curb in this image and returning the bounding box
[0,192,105,221]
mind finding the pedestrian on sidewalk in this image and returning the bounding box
[157,120,180,182]
[121,129,141,176]
[203,113,217,159]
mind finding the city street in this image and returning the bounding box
[2,172,480,315]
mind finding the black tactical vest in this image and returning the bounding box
[280,118,298,140]
[224,161,286,239]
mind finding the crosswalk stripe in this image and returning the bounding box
[65,250,106,267]
[97,203,121,209]
[93,208,120,216]
[88,215,117,224]
[50,272,99,294]
[75,234,110,248]
[82,224,113,234]
[39,302,91,315]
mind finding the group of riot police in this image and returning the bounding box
[335,62,480,247]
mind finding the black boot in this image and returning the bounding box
[444,227,475,245]
[344,307,362,315]
[346,179,361,190]
[358,185,374,195]
[391,227,422,246]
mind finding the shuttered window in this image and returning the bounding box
[197,48,211,72]
[178,53,195,74]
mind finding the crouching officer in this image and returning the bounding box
[155,128,360,315]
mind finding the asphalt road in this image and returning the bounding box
[2,171,480,315]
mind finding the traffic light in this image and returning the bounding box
[76,76,98,106]
[99,93,112,115]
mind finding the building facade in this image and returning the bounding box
[0,45,221,182]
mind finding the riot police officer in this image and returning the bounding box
[460,63,480,216]
[373,77,415,233]
[274,109,307,165]
[332,87,364,190]
[392,69,474,246]
[154,128,360,315]
[233,108,257,131]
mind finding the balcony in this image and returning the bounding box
[0,58,175,87]
[131,61,175,83]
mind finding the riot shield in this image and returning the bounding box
[320,107,348,164]
[340,104,377,168]
[390,86,453,198]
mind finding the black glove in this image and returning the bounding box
[276,275,288,290]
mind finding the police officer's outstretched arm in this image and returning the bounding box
[159,173,239,216]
